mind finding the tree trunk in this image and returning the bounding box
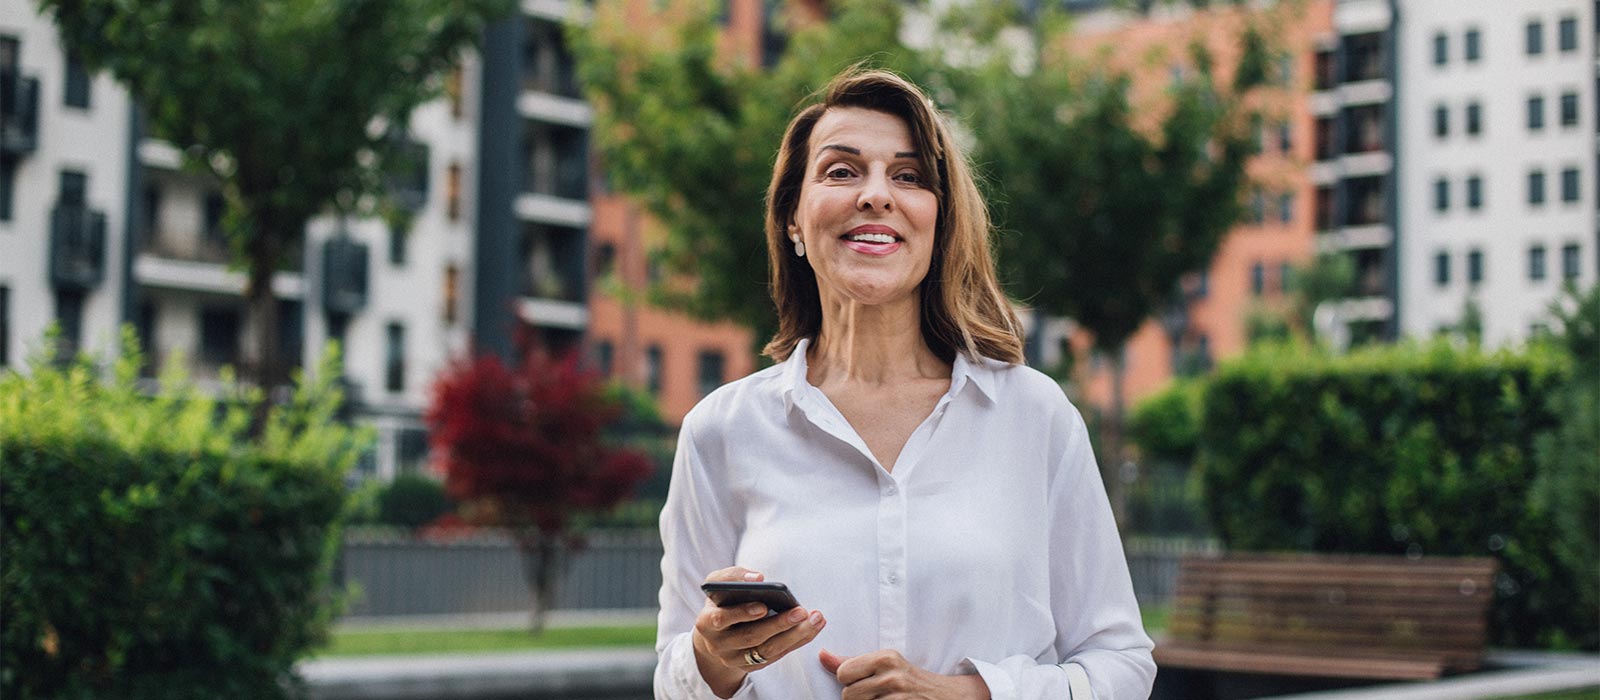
[244,229,284,394]
[1106,350,1129,527]
[518,532,568,635]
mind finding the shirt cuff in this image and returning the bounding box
[962,657,1017,700]
[662,631,756,700]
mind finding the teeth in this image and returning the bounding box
[846,233,896,244]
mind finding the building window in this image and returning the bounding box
[63,51,90,109]
[446,162,462,221]
[1434,104,1450,138]
[59,170,87,205]
[1465,27,1482,62]
[1278,192,1294,224]
[697,350,725,398]
[443,263,460,324]
[1314,186,1336,230]
[1526,20,1544,55]
[1466,102,1482,135]
[1249,188,1265,224]
[1278,262,1294,293]
[1433,32,1449,65]
[1465,175,1483,210]
[1529,245,1548,281]
[0,159,14,222]
[385,322,405,393]
[1250,262,1266,296]
[1434,252,1451,286]
[1557,16,1577,52]
[1468,249,1484,285]
[1562,243,1582,280]
[388,224,407,266]
[203,192,225,242]
[645,344,663,395]
[199,306,241,368]
[0,285,8,366]
[1314,117,1336,160]
[1314,49,1336,90]
[1529,169,1547,205]
[1434,177,1450,212]
[1528,95,1545,131]
[594,340,613,376]
[1277,121,1292,154]
[1560,167,1580,202]
[1559,91,1578,127]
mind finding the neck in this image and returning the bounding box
[808,292,948,386]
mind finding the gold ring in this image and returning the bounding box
[743,648,768,666]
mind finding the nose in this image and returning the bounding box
[857,170,894,212]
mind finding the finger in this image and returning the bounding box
[819,648,847,676]
[700,600,777,632]
[753,609,826,661]
[840,675,891,700]
[703,566,764,583]
[837,649,905,686]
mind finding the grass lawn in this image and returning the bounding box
[1488,689,1599,700]
[315,624,657,658]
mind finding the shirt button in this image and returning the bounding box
[887,573,899,584]
[885,485,897,496]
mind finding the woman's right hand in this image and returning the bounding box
[692,567,827,698]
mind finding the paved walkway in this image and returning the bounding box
[1260,651,1599,700]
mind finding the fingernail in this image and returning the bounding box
[787,607,807,622]
[747,603,766,615]
[809,611,824,626]
[742,572,761,581]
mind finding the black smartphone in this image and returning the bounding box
[700,581,801,617]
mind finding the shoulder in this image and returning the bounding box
[679,361,790,447]
[980,357,1085,427]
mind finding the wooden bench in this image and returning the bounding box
[1154,553,1499,681]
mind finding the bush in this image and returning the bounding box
[0,331,369,699]
[374,473,454,530]
[1197,339,1574,647]
[1529,284,1600,649]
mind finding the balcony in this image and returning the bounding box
[523,120,588,202]
[522,16,582,100]
[50,204,107,290]
[0,71,40,157]
[518,222,585,304]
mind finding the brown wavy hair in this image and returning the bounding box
[762,67,1024,364]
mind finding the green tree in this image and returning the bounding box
[38,0,513,388]
[971,20,1269,518]
[572,0,937,346]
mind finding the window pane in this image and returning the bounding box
[1529,245,1547,281]
[1528,96,1545,131]
[1526,20,1544,55]
[1560,92,1578,127]
[1468,250,1484,284]
[1466,102,1482,135]
[1562,244,1581,279]
[1561,168,1580,202]
[385,322,406,393]
[1465,28,1481,61]
[1529,170,1547,204]
[1435,252,1450,286]
[697,350,725,398]
[1558,17,1578,52]
[1434,178,1450,211]
[1434,105,1449,137]
[1433,32,1449,65]
[63,51,90,108]
[1467,176,1483,209]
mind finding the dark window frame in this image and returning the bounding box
[1526,19,1544,55]
[1560,167,1580,202]
[1434,252,1451,286]
[1529,244,1548,281]
[1529,169,1547,205]
[1559,91,1579,127]
[1434,177,1451,212]
[1465,27,1482,62]
[1557,16,1578,52]
[1467,175,1483,210]
[63,51,90,109]
[1466,101,1482,135]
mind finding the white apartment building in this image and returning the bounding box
[0,2,595,479]
[1397,0,1595,345]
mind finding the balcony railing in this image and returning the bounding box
[0,72,40,156]
[51,204,107,290]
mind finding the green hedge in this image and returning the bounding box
[1,332,368,699]
[1197,339,1581,648]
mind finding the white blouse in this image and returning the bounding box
[655,339,1156,700]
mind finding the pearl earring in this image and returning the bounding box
[791,236,805,257]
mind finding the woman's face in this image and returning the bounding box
[789,107,939,309]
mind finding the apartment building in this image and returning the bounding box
[1397,0,1595,344]
[0,0,766,479]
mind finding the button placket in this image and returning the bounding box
[876,472,908,651]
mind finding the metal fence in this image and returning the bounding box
[334,529,1216,619]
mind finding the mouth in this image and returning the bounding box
[838,226,902,246]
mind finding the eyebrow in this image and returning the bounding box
[817,144,921,160]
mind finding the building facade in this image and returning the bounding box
[1,0,767,480]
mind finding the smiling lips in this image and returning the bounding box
[841,224,902,256]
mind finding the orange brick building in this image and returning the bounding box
[1064,1,1331,411]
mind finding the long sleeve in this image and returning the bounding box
[964,405,1157,700]
[653,417,756,700]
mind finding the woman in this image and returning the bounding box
[655,67,1155,700]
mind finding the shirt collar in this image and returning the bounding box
[781,337,998,410]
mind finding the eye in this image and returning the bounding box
[894,170,923,185]
[824,165,855,179]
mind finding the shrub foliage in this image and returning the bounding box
[1196,339,1577,647]
[0,332,367,699]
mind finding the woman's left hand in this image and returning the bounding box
[819,649,991,700]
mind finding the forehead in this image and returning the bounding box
[809,107,918,157]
